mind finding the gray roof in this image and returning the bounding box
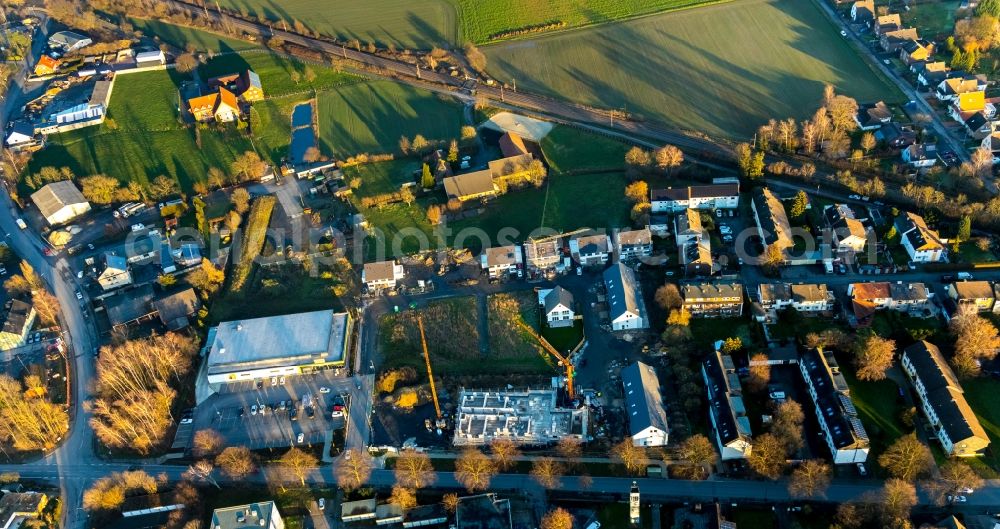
[456,494,512,529]
[1,300,33,336]
[753,188,793,250]
[604,263,642,320]
[48,31,90,49]
[211,502,278,529]
[105,284,155,326]
[543,286,573,314]
[206,310,349,373]
[30,180,89,220]
[902,341,988,444]
[152,288,200,327]
[443,170,495,200]
[621,361,668,437]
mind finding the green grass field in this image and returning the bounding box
[541,125,631,173]
[342,158,422,197]
[962,378,1000,473]
[484,0,902,139]
[316,81,465,158]
[842,368,908,461]
[199,52,361,98]
[213,0,458,48]
[901,0,961,39]
[26,70,254,192]
[130,18,258,52]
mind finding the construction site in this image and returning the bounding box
[452,387,589,447]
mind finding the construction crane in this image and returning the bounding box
[514,320,575,399]
[417,316,445,430]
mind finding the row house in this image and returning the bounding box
[799,348,870,464]
[569,233,612,268]
[682,282,744,318]
[702,346,753,460]
[753,283,834,323]
[880,27,919,52]
[615,228,653,261]
[848,281,932,326]
[946,280,997,313]
[650,179,740,213]
[901,342,990,457]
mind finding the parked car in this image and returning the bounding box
[270,376,277,386]
[251,405,258,416]
[179,417,193,425]
[319,386,331,394]
[130,223,145,232]
[297,432,304,444]
[856,462,867,476]
[318,498,326,511]
[769,391,786,400]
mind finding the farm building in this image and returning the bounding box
[208,70,265,102]
[203,310,351,387]
[30,180,91,225]
[48,31,91,52]
[188,86,240,123]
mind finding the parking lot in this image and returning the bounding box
[187,370,356,451]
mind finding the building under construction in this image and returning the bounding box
[452,388,588,447]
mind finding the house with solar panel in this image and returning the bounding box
[702,345,753,460]
[799,348,870,464]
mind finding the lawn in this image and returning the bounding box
[841,368,908,459]
[957,240,997,264]
[483,0,902,139]
[543,321,584,352]
[316,81,465,158]
[962,377,1000,473]
[343,158,422,197]
[540,125,631,174]
[248,94,299,165]
[199,52,361,98]
[130,18,259,52]
[901,0,962,39]
[213,0,458,49]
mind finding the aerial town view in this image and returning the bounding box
[4,0,1000,528]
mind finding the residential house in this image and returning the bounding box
[524,238,561,272]
[0,300,35,351]
[754,283,834,322]
[850,0,874,25]
[97,254,132,291]
[208,70,265,102]
[443,169,497,202]
[480,245,522,278]
[682,282,744,318]
[901,143,938,168]
[649,214,670,237]
[0,491,48,529]
[402,505,449,529]
[674,208,704,247]
[569,233,612,267]
[946,280,995,312]
[948,90,986,123]
[4,121,34,148]
[915,61,949,86]
[188,86,240,123]
[342,499,377,523]
[30,180,91,225]
[604,263,648,331]
[874,13,903,34]
[848,281,932,325]
[615,228,653,261]
[152,288,200,330]
[936,74,986,101]
[880,27,919,52]
[105,284,157,331]
[681,239,714,277]
[498,131,531,158]
[362,261,405,291]
[33,55,60,76]
[855,101,892,130]
[899,39,934,65]
[540,286,575,328]
[376,504,404,526]
[456,494,512,529]
[650,181,739,212]
[702,346,753,460]
[211,501,285,529]
[622,361,669,447]
[963,111,993,138]
[833,217,869,253]
[901,341,990,456]
[799,348,870,464]
[982,126,1000,157]
[751,187,794,254]
[888,281,933,313]
[48,30,92,52]
[896,211,947,262]
[875,122,916,149]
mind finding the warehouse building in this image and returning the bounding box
[204,310,351,387]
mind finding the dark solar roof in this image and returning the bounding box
[800,348,869,450]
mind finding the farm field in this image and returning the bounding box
[316,81,465,158]
[130,18,258,52]
[26,70,254,192]
[483,0,902,139]
[540,125,632,173]
[212,0,458,49]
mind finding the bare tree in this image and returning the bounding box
[455,449,497,492]
[788,460,831,498]
[746,354,770,393]
[654,283,682,310]
[192,429,224,458]
[394,450,435,489]
[655,145,683,174]
[463,43,487,74]
[216,446,257,479]
[854,334,895,381]
[442,493,460,513]
[611,439,646,475]
[950,307,1000,377]
[184,460,220,489]
[280,447,318,487]
[489,438,521,471]
[878,434,934,481]
[175,52,199,73]
[555,437,583,467]
[530,457,565,488]
[231,188,250,214]
[771,400,805,454]
[880,479,917,526]
[747,433,786,480]
[540,508,574,529]
[675,434,717,480]
[921,460,984,506]
[390,486,417,511]
[335,448,374,491]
